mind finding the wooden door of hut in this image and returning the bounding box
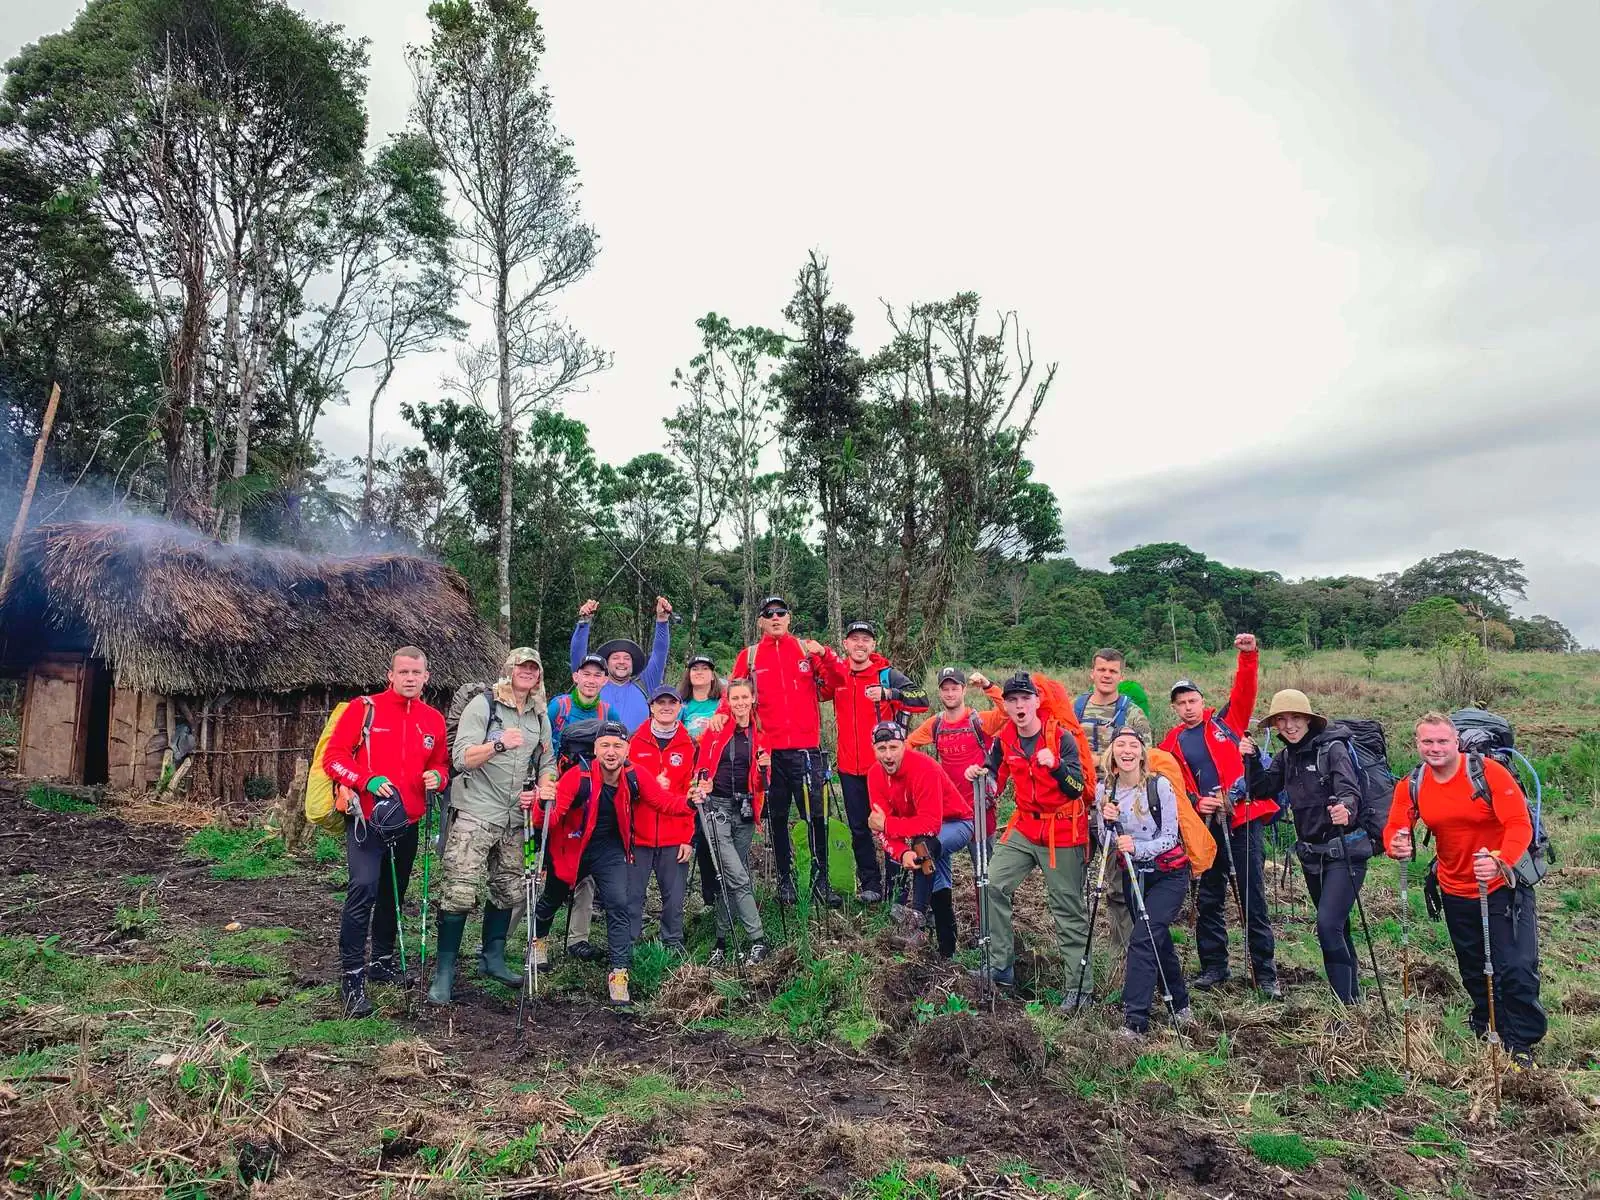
[18,654,101,781]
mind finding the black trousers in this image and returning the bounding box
[838,772,882,893]
[340,820,418,974]
[1123,866,1191,1031]
[692,825,718,906]
[1196,817,1276,983]
[765,748,828,886]
[1441,885,1547,1051]
[535,837,634,969]
[1302,856,1366,1003]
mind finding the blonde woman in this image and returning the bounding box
[1095,727,1194,1039]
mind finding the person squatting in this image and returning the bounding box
[327,622,1548,1068]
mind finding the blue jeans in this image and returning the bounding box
[904,819,975,907]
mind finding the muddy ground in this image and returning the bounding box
[2,782,1597,1199]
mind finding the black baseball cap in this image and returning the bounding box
[1000,672,1038,698]
[936,667,964,686]
[871,720,906,744]
[759,595,788,615]
[595,719,630,742]
[577,654,607,672]
[1169,679,1202,701]
[845,620,876,638]
[687,654,715,670]
[650,684,682,704]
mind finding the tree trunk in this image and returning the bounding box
[360,360,397,532]
[495,269,514,643]
[824,509,843,645]
[740,472,756,646]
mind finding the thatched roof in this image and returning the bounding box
[1,521,505,695]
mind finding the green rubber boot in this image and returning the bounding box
[478,905,523,987]
[427,912,467,1005]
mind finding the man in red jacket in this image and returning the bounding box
[626,687,697,955]
[1157,633,1278,996]
[726,595,846,908]
[823,620,928,903]
[867,723,972,957]
[532,719,670,1007]
[965,673,1089,1005]
[324,647,450,1018]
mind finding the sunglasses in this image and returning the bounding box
[761,608,789,618]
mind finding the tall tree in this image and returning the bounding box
[410,0,606,640]
[774,251,865,642]
[2,0,368,531]
[682,313,785,642]
[665,363,729,645]
[1393,548,1529,647]
[864,294,1061,669]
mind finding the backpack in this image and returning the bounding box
[931,711,988,755]
[1147,747,1217,876]
[1317,719,1396,853]
[1074,692,1131,755]
[305,697,374,836]
[446,681,499,789]
[1028,673,1097,801]
[1407,753,1552,888]
[558,717,604,772]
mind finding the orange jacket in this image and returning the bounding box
[1383,756,1532,900]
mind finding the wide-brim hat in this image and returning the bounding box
[595,639,646,677]
[1257,688,1327,735]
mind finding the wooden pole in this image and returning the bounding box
[0,382,62,608]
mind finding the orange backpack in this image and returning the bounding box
[1029,673,1096,802]
[1145,746,1216,877]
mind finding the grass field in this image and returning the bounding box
[1,650,1597,1198]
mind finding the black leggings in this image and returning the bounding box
[340,820,418,974]
[1302,856,1366,1003]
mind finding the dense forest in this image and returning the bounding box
[0,0,1580,674]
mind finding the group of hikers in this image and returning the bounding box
[326,596,1547,1069]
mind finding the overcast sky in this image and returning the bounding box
[6,2,1598,642]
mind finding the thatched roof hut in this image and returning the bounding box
[0,520,504,804]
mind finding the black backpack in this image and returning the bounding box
[1317,719,1396,851]
[558,717,604,772]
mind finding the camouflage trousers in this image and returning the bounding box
[438,808,526,915]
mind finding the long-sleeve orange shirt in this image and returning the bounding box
[1383,755,1532,899]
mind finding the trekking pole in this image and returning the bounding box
[972,774,993,1006]
[1399,855,1413,1079]
[387,846,411,1016]
[419,793,434,982]
[1478,852,1501,1106]
[1075,826,1114,1004]
[1210,806,1258,989]
[1345,854,1391,1023]
[1117,826,1185,1039]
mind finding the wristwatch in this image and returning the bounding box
[493,739,506,755]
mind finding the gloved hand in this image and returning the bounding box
[366,775,395,798]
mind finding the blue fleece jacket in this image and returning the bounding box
[569,618,670,732]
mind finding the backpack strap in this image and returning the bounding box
[1209,714,1241,746]
[1466,753,1494,807]
[555,694,573,727]
[482,685,502,736]
[1073,693,1090,721]
[1112,696,1129,731]
[1146,776,1163,832]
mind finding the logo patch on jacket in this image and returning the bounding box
[669,753,683,766]
[423,735,436,750]
[1212,729,1230,742]
[799,661,811,673]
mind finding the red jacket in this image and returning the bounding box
[628,723,697,847]
[694,717,768,823]
[994,719,1087,864]
[868,749,971,862]
[730,635,841,751]
[824,652,929,776]
[1156,649,1272,828]
[323,688,450,823]
[543,761,672,885]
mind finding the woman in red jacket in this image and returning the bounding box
[693,678,771,966]
[627,686,697,955]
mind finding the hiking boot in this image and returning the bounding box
[607,969,632,1008]
[1058,990,1091,1013]
[427,912,468,1006]
[366,954,403,985]
[568,939,601,963]
[969,964,1014,988]
[707,943,727,968]
[1118,1024,1147,1042]
[1190,965,1231,990]
[857,888,883,904]
[1170,1006,1196,1028]
[777,878,798,905]
[891,902,915,924]
[341,971,373,1019]
[477,906,523,987]
[813,881,844,910]
[1508,1046,1536,1072]
[745,942,769,966]
[1256,979,1284,1001]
